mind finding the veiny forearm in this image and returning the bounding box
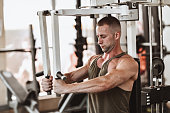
[65,76,111,94]
[64,66,89,83]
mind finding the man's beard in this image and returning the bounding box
[102,44,115,53]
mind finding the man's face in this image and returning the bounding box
[97,24,116,53]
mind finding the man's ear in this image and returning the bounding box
[114,32,120,40]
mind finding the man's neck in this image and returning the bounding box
[102,48,123,60]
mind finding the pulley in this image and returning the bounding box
[152,57,165,77]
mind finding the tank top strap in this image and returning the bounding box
[98,52,127,76]
[95,55,102,61]
[107,52,126,63]
[90,55,102,66]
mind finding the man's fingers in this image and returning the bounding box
[41,80,53,86]
[41,77,53,92]
[42,85,53,91]
[42,77,52,82]
[49,76,53,80]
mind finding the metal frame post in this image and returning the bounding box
[29,24,38,96]
[51,11,61,77]
[148,6,154,113]
[148,6,153,87]
[38,11,52,95]
[159,0,164,112]
[127,21,137,58]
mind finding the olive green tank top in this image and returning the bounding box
[88,52,131,113]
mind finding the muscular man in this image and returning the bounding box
[41,16,138,113]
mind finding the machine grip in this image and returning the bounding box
[45,75,52,95]
[55,71,67,97]
[56,71,67,80]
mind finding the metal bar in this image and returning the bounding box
[29,24,38,96]
[92,17,98,54]
[127,21,137,58]
[162,103,164,113]
[59,93,74,113]
[152,6,160,58]
[57,8,139,21]
[148,6,154,113]
[148,6,153,87]
[51,11,61,76]
[38,11,52,95]
[120,22,127,52]
[90,0,170,6]
[159,1,164,112]
[142,6,151,86]
[91,15,102,54]
[132,0,170,5]
[57,8,123,16]
[159,0,164,81]
[38,7,139,21]
[51,10,62,97]
[156,78,159,113]
[51,0,56,10]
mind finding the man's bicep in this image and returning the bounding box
[116,59,138,79]
[107,59,138,83]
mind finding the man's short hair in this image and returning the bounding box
[97,16,121,33]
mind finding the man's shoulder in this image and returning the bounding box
[116,54,139,80]
[118,54,138,68]
[86,55,101,67]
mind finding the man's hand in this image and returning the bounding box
[41,76,53,92]
[53,79,68,94]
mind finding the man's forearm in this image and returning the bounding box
[65,76,109,94]
[64,66,89,83]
